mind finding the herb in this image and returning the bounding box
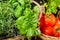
[45,0,60,14]
[0,1,16,36]
[14,0,41,40]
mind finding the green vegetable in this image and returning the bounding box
[45,0,60,14]
[14,0,41,40]
[0,1,16,36]
[15,5,22,18]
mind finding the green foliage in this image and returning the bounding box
[14,0,41,39]
[46,0,60,14]
[1,0,41,39]
[0,1,16,36]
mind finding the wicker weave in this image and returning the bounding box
[3,35,25,40]
[40,34,60,40]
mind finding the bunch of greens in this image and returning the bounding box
[0,1,16,36]
[14,0,41,40]
[45,0,60,14]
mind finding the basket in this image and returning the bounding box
[2,35,25,40]
[39,34,60,40]
[36,1,60,40]
[3,35,43,40]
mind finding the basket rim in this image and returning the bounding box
[40,33,60,38]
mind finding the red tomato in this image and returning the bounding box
[54,32,60,37]
[53,18,60,37]
[41,27,54,36]
[40,13,56,29]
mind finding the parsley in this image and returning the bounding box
[45,0,60,14]
[0,1,16,36]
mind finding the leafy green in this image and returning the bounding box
[0,1,16,36]
[14,0,41,40]
[46,0,60,14]
[15,5,22,18]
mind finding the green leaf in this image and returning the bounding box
[0,1,16,36]
[18,0,24,5]
[33,6,39,13]
[35,28,41,35]
[16,16,25,25]
[15,0,41,39]
[20,28,27,34]
[46,0,60,14]
[26,28,34,38]
[46,8,51,14]
[15,5,22,18]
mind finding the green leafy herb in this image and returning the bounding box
[45,0,60,14]
[0,1,16,36]
[14,0,41,40]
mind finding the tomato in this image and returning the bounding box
[41,27,54,36]
[40,13,56,29]
[54,32,60,37]
[53,18,60,37]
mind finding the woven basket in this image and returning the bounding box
[3,35,25,40]
[39,8,60,40]
[37,2,60,40]
[39,34,60,40]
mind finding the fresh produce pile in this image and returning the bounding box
[0,0,41,40]
[40,13,60,37]
[0,0,60,40]
[39,0,60,37]
[15,0,41,39]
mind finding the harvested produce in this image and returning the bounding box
[53,18,60,37]
[41,27,54,36]
[39,0,60,37]
[40,15,60,37]
[0,1,16,36]
[14,0,41,40]
[40,13,56,29]
[45,0,60,14]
